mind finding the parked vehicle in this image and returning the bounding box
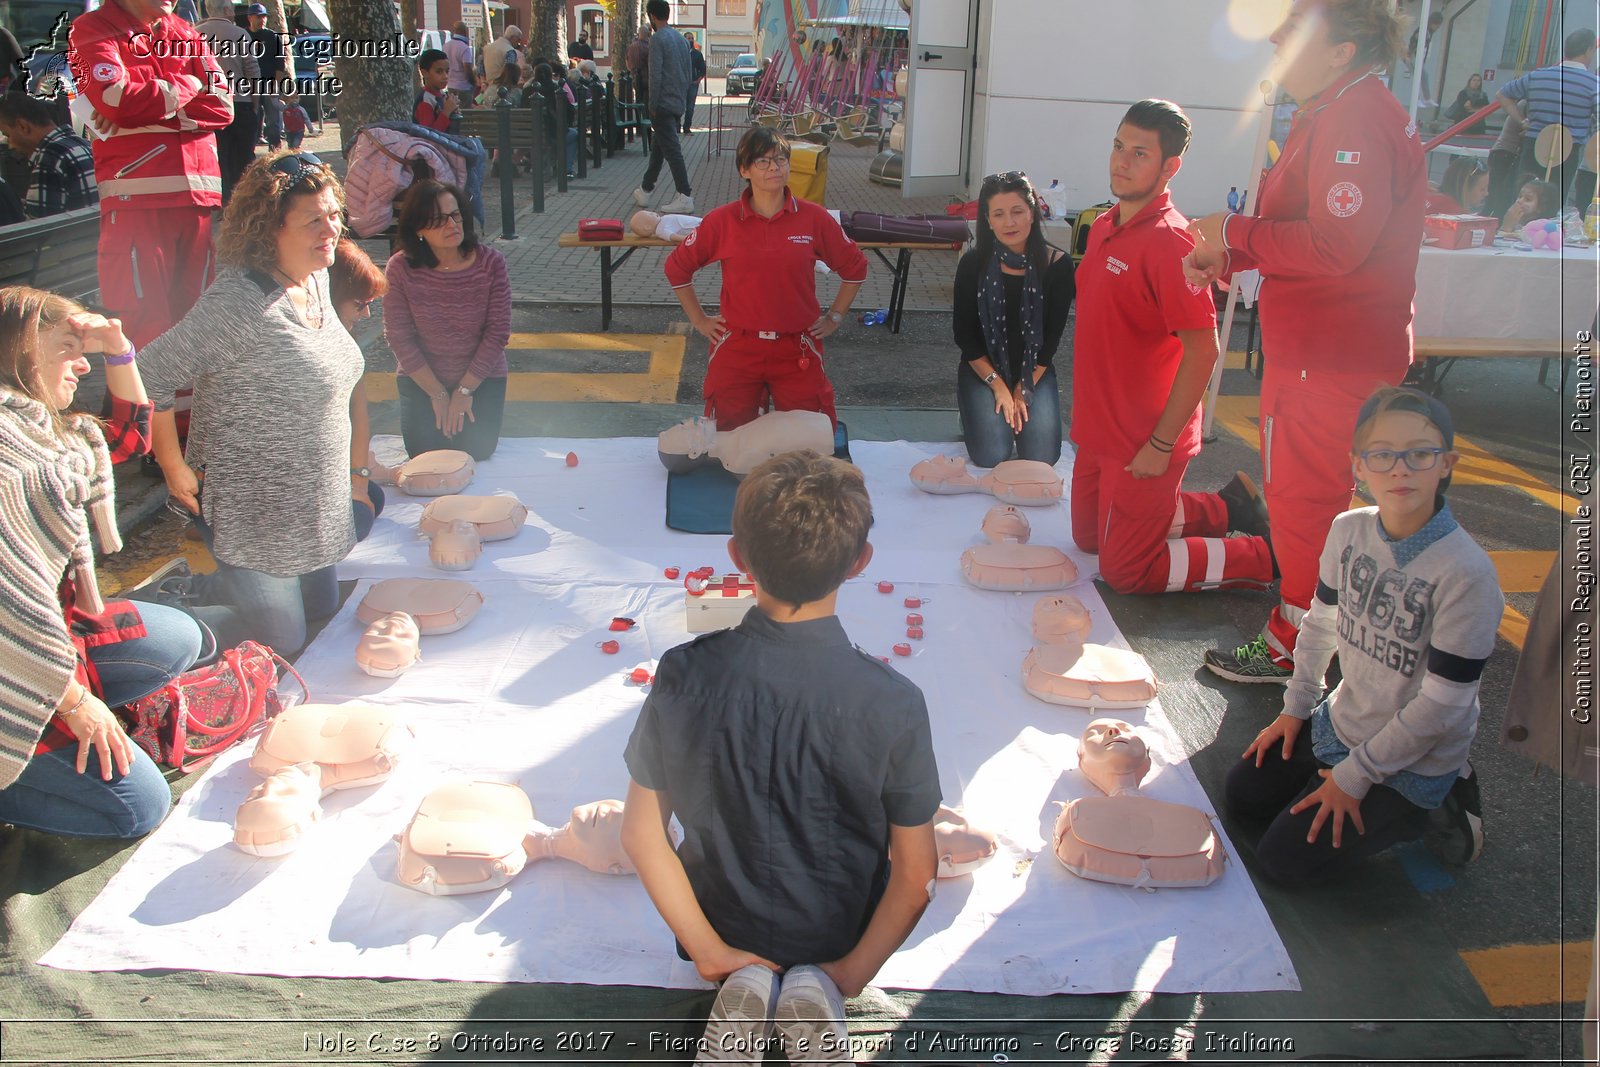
[724,53,759,96]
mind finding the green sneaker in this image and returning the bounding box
[1203,634,1294,684]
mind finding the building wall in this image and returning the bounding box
[963,0,1276,218]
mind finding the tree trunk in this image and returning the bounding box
[331,0,416,154]
[529,0,566,66]
[398,0,418,39]
[612,0,638,65]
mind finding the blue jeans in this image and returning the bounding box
[398,374,507,461]
[957,364,1062,468]
[0,602,199,838]
[187,561,339,655]
[353,481,385,542]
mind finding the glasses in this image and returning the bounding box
[749,154,791,171]
[1356,447,1446,473]
[430,210,465,226]
[270,151,324,190]
[354,298,376,313]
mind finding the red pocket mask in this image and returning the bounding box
[419,495,528,542]
[960,544,1079,591]
[396,450,476,497]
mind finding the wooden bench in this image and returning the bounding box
[1412,336,1570,389]
[458,107,548,201]
[556,232,964,332]
[0,206,101,303]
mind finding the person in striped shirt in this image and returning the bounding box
[1496,28,1600,205]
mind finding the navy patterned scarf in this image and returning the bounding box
[976,245,1044,400]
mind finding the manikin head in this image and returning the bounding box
[1077,718,1152,796]
[630,209,663,237]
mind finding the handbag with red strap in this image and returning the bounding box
[124,641,308,774]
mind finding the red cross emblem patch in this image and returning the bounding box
[1327,181,1363,218]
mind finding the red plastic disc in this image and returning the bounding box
[599,640,620,655]
[629,667,653,684]
[893,642,912,657]
[609,617,635,632]
[664,566,681,579]
[906,627,924,640]
[565,451,579,467]
[877,581,895,594]
[903,597,923,608]
[877,656,891,664]
[906,612,923,626]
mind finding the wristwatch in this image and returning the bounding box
[350,466,371,479]
[982,371,1000,385]
[457,385,475,397]
[826,310,843,324]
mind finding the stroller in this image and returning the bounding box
[344,121,488,239]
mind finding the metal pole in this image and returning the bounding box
[591,85,604,168]
[1409,0,1433,121]
[495,93,517,239]
[528,86,545,214]
[574,87,587,179]
[1202,79,1275,441]
[554,89,569,192]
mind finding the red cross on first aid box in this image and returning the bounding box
[685,574,758,632]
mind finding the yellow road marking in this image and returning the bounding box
[1498,605,1529,649]
[1461,941,1594,1008]
[364,334,686,405]
[1209,397,1577,515]
[100,543,216,597]
[1489,551,1556,593]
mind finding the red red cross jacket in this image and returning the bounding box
[67,0,232,209]
[1221,68,1426,377]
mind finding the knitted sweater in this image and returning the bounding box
[139,268,363,577]
[1283,505,1504,799]
[381,246,511,386]
[0,390,120,788]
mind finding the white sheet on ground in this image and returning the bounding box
[42,438,1297,996]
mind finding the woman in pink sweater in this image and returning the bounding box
[383,180,512,460]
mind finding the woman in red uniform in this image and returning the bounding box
[664,126,867,430]
[1186,0,1426,683]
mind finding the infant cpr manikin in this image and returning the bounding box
[356,578,485,635]
[933,805,998,878]
[909,455,1064,506]
[233,704,416,857]
[355,611,422,677]
[418,495,528,542]
[1051,719,1227,889]
[629,209,703,241]
[395,779,534,896]
[657,410,835,476]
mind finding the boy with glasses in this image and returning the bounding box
[1224,387,1502,886]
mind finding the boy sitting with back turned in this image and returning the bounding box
[623,451,942,1065]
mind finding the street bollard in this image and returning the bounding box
[494,92,517,239]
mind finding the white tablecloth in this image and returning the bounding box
[1234,242,1598,341]
[1412,243,1598,340]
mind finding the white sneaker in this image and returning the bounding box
[695,963,780,1065]
[631,186,651,207]
[660,193,695,215]
[774,965,851,1064]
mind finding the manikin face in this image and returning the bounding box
[1078,719,1151,780]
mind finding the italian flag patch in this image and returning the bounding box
[1334,150,1361,164]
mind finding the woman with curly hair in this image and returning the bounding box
[383,179,511,461]
[0,286,202,838]
[139,150,363,654]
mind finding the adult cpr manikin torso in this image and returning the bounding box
[657,410,834,476]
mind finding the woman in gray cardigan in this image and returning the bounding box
[140,151,364,654]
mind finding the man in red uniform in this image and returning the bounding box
[1187,0,1425,682]
[68,0,232,350]
[665,126,867,430]
[1071,99,1276,596]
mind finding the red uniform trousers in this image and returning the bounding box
[98,206,213,435]
[1258,364,1404,665]
[1071,446,1275,594]
[702,329,835,431]
[97,206,214,348]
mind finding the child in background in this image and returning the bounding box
[280,93,311,149]
[1499,176,1560,234]
[1225,387,1503,886]
[413,48,460,134]
[478,62,524,107]
[623,451,941,1065]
